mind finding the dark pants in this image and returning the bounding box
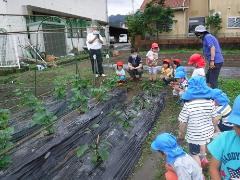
[127,68,143,78]
[206,62,223,88]
[89,49,104,75]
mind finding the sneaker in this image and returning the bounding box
[95,74,99,77]
[101,74,106,77]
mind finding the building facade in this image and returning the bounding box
[140,0,240,38]
[0,0,107,67]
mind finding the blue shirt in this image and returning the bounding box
[207,130,240,179]
[203,34,224,63]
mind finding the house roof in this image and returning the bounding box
[140,0,189,11]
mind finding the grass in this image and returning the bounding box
[219,78,240,105]
[139,48,240,56]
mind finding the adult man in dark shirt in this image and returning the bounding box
[127,48,143,80]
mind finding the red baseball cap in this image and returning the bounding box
[151,43,159,49]
[188,53,205,65]
[173,59,181,64]
[116,61,124,66]
[163,59,171,64]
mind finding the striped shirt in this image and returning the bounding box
[215,104,233,127]
[178,99,218,145]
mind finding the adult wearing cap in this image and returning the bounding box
[194,25,224,88]
[208,95,240,180]
[179,76,218,167]
[151,133,203,180]
[86,24,106,77]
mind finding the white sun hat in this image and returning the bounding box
[195,25,207,33]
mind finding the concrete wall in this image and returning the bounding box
[188,0,209,17]
[160,10,187,37]
[211,0,240,36]
[6,0,107,22]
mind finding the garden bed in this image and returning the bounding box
[1,88,166,180]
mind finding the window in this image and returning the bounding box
[228,17,240,28]
[188,17,205,35]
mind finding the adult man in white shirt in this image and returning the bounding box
[86,25,106,77]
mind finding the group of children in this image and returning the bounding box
[115,43,240,179]
[115,43,184,85]
[151,55,240,179]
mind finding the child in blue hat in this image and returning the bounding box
[171,70,188,97]
[208,95,240,180]
[178,76,218,167]
[151,133,203,180]
[211,88,233,133]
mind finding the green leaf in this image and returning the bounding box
[91,123,100,129]
[76,144,89,158]
[99,148,109,161]
[91,152,99,164]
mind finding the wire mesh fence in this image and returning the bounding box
[0,15,112,110]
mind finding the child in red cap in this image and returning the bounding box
[146,43,159,82]
[188,54,206,78]
[116,61,126,85]
[160,59,173,85]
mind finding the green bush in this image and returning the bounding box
[0,109,13,169]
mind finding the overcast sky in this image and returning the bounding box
[108,0,144,16]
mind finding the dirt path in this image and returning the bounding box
[129,91,181,180]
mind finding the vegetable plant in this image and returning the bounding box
[90,87,108,102]
[15,89,57,134]
[0,109,14,169]
[53,77,67,100]
[76,135,111,165]
[32,105,57,134]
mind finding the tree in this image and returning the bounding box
[206,12,222,35]
[143,0,174,37]
[126,11,145,45]
[126,0,174,44]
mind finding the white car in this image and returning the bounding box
[119,34,128,43]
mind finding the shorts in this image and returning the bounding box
[148,66,158,74]
[189,143,200,155]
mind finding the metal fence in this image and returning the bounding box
[0,15,112,112]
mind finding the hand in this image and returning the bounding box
[210,61,215,69]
